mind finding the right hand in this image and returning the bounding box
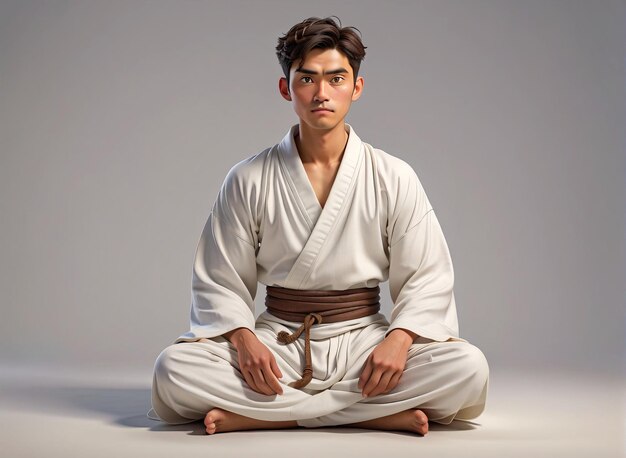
[223,328,284,396]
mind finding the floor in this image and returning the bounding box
[1,365,623,458]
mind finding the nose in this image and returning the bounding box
[314,80,329,102]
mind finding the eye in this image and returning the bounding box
[301,76,313,83]
[331,76,344,83]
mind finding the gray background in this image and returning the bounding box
[1,0,624,379]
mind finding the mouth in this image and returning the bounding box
[312,108,333,112]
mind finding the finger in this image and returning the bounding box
[368,370,394,398]
[270,358,283,394]
[249,369,274,396]
[382,371,403,394]
[241,369,261,394]
[239,354,263,394]
[263,363,283,395]
[358,356,373,390]
[270,356,283,380]
[362,368,384,397]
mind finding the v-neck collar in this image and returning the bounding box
[278,122,363,228]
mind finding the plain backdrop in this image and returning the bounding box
[0,0,624,379]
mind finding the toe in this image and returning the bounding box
[412,410,429,435]
[415,421,428,435]
[205,419,218,435]
[414,409,428,424]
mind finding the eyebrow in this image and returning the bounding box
[295,67,349,76]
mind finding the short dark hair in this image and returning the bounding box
[276,16,367,90]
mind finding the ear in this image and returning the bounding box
[351,76,364,102]
[279,77,292,101]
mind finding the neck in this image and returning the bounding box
[294,121,349,166]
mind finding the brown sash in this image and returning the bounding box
[265,285,381,389]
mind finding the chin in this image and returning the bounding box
[301,118,329,128]
[310,114,340,125]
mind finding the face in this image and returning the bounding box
[279,48,364,132]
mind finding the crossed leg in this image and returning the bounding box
[201,327,436,435]
[152,327,488,434]
[202,339,489,435]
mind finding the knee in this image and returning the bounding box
[450,342,490,385]
[151,344,196,424]
[153,344,185,384]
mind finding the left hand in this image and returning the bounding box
[358,329,416,398]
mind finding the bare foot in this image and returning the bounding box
[346,408,429,435]
[204,408,298,435]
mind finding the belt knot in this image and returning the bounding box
[276,312,323,389]
[266,285,380,389]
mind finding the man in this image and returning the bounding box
[148,16,489,436]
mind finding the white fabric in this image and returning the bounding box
[150,313,489,426]
[178,122,460,344]
[149,122,489,426]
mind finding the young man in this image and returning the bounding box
[148,16,489,436]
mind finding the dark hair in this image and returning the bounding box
[276,16,367,90]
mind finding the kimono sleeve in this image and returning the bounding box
[175,164,259,343]
[385,167,465,342]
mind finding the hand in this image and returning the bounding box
[358,329,416,398]
[224,328,284,396]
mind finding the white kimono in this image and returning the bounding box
[149,123,489,427]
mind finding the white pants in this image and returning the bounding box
[149,312,489,427]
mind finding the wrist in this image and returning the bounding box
[386,328,417,348]
[224,327,255,348]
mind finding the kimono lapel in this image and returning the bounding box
[277,122,364,289]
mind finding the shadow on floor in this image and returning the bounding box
[3,382,478,435]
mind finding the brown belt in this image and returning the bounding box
[265,285,381,389]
